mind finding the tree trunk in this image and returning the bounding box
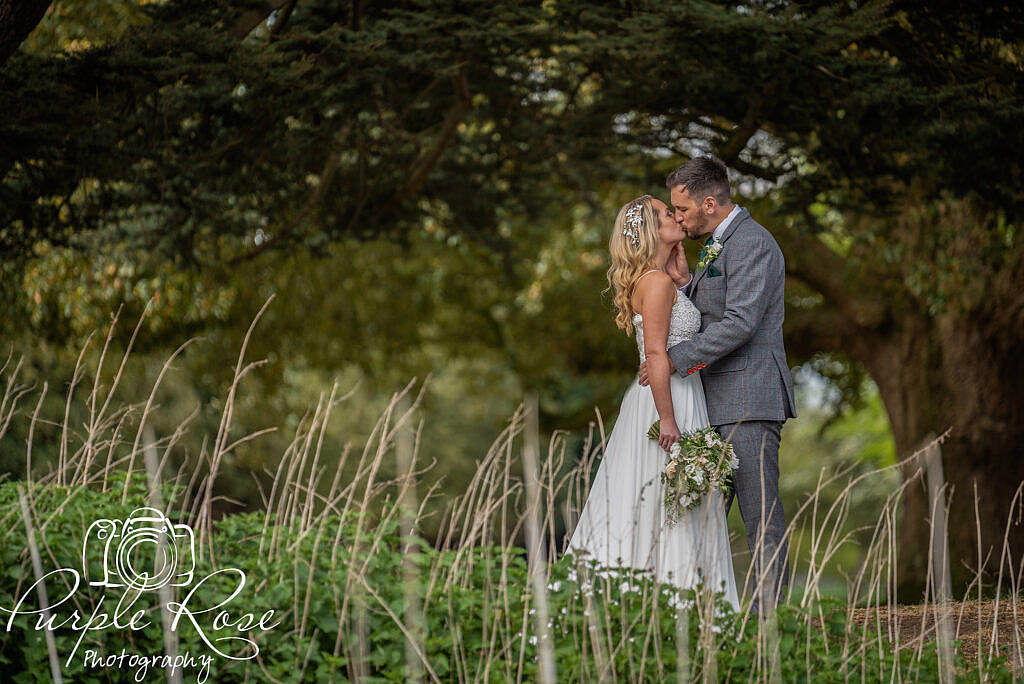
[0,0,52,65]
[865,311,1024,600]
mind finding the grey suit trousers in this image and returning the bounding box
[717,420,790,609]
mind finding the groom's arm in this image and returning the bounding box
[667,232,780,376]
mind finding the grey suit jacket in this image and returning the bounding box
[668,208,797,426]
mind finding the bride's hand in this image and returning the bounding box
[658,418,682,452]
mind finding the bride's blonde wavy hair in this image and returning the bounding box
[606,195,660,335]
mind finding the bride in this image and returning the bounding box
[566,194,739,610]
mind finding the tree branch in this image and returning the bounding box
[730,157,782,182]
[402,66,471,199]
[267,0,299,40]
[231,0,288,40]
[718,94,764,165]
[229,122,354,265]
[783,299,855,360]
[0,0,53,65]
[773,219,890,330]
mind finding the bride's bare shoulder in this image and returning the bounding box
[631,270,676,314]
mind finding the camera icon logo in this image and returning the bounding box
[82,507,195,591]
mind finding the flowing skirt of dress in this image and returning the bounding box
[567,372,740,610]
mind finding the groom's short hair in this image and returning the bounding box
[666,156,731,204]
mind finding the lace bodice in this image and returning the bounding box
[633,293,701,363]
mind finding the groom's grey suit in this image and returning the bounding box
[667,206,796,607]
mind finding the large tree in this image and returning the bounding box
[555,0,1024,595]
[2,0,1022,595]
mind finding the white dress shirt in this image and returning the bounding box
[710,204,742,242]
[679,204,742,293]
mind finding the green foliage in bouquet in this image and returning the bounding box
[648,421,738,525]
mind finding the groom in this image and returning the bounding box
[638,156,796,609]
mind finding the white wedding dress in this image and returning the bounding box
[566,283,740,609]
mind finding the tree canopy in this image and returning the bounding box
[2,0,1023,595]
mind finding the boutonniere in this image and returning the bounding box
[697,239,723,270]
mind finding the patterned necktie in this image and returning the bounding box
[697,235,714,264]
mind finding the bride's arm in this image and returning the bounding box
[636,273,682,452]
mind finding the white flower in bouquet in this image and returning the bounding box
[648,421,740,526]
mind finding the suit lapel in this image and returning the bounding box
[689,207,750,295]
[718,207,749,246]
[689,253,709,293]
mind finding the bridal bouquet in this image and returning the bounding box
[647,421,739,526]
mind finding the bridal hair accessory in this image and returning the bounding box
[623,200,644,247]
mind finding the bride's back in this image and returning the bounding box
[630,270,701,363]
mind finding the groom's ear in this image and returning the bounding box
[703,196,718,214]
